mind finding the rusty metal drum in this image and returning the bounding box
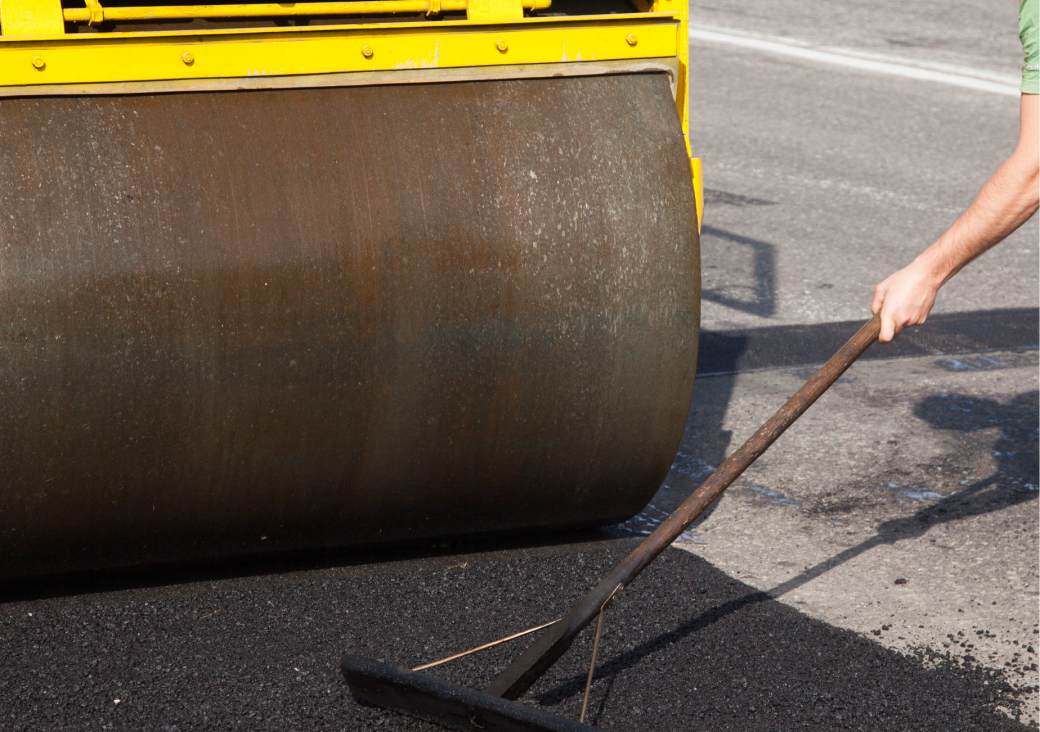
[0,72,699,580]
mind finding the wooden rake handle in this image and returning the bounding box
[486,313,882,700]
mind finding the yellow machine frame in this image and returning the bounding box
[0,0,703,226]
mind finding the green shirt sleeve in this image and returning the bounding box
[1021,0,1039,94]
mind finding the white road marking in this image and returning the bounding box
[688,24,1021,97]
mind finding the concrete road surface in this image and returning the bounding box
[688,0,1037,331]
[649,0,1040,722]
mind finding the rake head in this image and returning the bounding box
[341,654,597,732]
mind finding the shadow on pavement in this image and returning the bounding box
[529,547,1033,731]
[700,225,777,318]
[578,390,1038,720]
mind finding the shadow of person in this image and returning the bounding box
[913,389,1038,489]
[540,389,1039,719]
[770,389,1037,597]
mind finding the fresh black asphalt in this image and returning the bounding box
[1,537,1035,731]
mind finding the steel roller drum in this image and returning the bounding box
[0,72,699,580]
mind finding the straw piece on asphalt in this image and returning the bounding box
[411,619,560,672]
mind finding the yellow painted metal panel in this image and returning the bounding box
[691,157,703,233]
[0,57,679,97]
[0,18,678,87]
[64,1,467,22]
[61,0,549,23]
[17,11,677,38]
[0,0,63,36]
[466,0,523,21]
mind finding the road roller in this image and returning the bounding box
[0,0,702,580]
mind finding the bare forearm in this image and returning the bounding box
[914,149,1040,287]
[871,94,1039,343]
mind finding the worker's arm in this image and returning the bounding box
[871,93,1039,343]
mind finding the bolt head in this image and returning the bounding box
[496,39,508,52]
[361,45,374,59]
[626,33,638,46]
[31,56,45,70]
[181,52,194,65]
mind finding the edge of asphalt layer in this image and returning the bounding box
[0,526,640,605]
[697,307,1040,376]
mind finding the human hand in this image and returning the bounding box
[870,260,943,343]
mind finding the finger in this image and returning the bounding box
[871,285,885,315]
[878,312,896,343]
